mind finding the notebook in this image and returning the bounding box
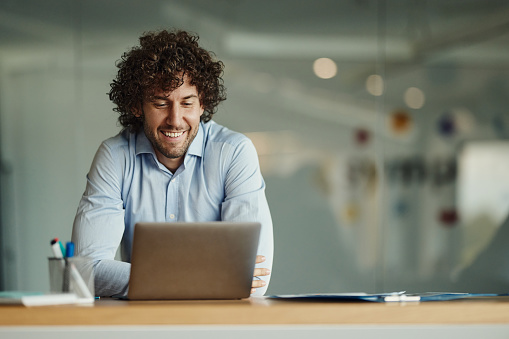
[127,221,261,300]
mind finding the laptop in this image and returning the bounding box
[127,221,261,300]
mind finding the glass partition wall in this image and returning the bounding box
[1,0,508,294]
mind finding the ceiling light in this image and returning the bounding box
[404,87,425,109]
[366,74,384,96]
[313,58,337,79]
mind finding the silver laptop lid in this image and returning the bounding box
[128,222,261,300]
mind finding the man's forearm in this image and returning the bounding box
[93,259,130,297]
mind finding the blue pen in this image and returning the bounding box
[66,241,75,258]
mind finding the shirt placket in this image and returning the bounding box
[166,174,179,221]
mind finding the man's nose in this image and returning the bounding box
[166,105,182,126]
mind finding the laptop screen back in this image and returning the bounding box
[127,222,261,300]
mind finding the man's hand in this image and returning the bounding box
[251,255,271,294]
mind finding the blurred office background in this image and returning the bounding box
[1,0,509,294]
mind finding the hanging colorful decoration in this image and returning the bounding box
[341,202,360,224]
[354,128,371,146]
[388,109,412,135]
[437,114,456,137]
[438,208,459,227]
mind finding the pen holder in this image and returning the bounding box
[48,257,95,300]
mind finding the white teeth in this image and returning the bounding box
[164,131,184,138]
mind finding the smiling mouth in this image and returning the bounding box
[162,131,185,138]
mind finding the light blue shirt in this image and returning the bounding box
[72,121,273,297]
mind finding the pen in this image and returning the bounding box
[65,241,94,299]
[50,238,64,258]
[66,242,75,258]
[58,241,66,257]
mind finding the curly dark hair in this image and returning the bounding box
[108,29,226,131]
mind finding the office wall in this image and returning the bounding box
[1,0,509,294]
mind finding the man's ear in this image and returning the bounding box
[132,106,142,118]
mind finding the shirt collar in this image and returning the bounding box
[135,129,156,156]
[187,122,204,158]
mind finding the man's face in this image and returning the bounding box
[138,78,204,172]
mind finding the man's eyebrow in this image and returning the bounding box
[152,95,168,100]
[150,94,199,101]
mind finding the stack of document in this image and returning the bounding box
[269,292,507,302]
[0,291,94,306]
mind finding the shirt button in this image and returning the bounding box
[169,214,175,219]
[171,178,176,183]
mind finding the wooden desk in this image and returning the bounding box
[1,297,509,338]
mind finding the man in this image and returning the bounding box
[71,29,273,297]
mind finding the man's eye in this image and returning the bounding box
[154,103,167,108]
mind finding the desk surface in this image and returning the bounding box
[2,297,509,326]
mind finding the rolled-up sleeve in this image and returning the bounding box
[71,142,130,297]
[221,137,274,296]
